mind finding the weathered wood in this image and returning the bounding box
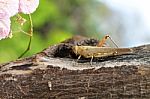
[0,36,150,99]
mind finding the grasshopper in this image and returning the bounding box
[72,35,133,64]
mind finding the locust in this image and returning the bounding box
[72,35,133,64]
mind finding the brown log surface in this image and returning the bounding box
[0,36,150,99]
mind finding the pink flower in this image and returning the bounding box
[0,0,19,17]
[0,17,10,40]
[0,0,39,40]
[19,0,39,14]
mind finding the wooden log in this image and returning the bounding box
[0,36,150,99]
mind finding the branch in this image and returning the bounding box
[0,36,150,98]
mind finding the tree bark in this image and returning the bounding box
[0,36,150,99]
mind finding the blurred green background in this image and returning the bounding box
[1,0,149,63]
[0,0,107,63]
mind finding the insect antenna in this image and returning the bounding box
[18,14,33,58]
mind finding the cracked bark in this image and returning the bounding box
[0,36,150,99]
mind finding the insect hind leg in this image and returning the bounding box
[97,35,118,48]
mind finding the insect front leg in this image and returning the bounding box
[77,55,81,62]
[90,55,94,65]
